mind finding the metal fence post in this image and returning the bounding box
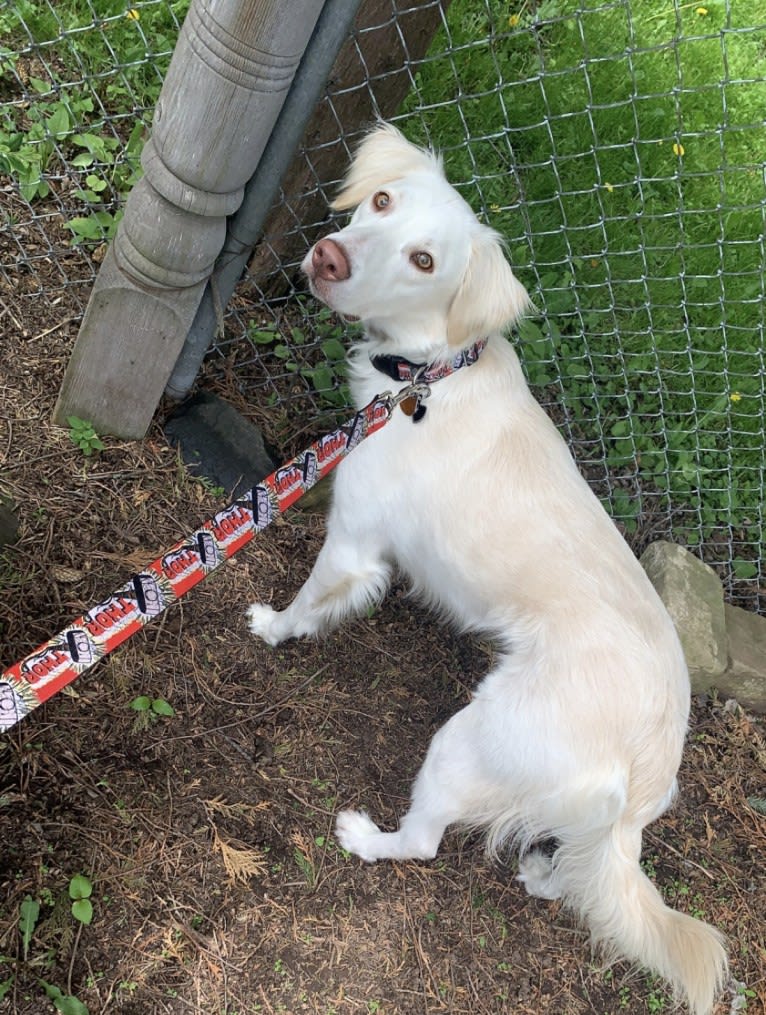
[53,0,324,439]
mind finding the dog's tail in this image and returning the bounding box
[555,822,727,1015]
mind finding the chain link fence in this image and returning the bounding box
[2,0,765,608]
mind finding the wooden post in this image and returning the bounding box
[54,0,323,439]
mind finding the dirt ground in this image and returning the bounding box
[0,203,765,1015]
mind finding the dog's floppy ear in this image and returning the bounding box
[331,122,442,211]
[447,230,530,347]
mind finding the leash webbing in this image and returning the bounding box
[0,392,399,733]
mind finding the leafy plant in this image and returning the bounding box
[13,876,94,1015]
[0,967,13,1001]
[129,695,176,729]
[68,875,93,927]
[66,417,104,457]
[247,302,358,410]
[736,983,757,1010]
[40,981,90,1015]
[2,2,185,241]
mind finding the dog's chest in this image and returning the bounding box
[333,410,493,623]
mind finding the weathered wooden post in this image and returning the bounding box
[54,0,324,438]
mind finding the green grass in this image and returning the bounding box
[401,0,766,553]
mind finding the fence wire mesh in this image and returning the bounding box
[1,0,765,608]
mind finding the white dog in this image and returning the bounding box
[248,123,727,1014]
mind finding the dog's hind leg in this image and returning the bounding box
[517,846,562,899]
[336,700,493,862]
[248,535,390,645]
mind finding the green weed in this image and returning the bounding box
[40,981,90,1015]
[19,896,40,961]
[736,983,757,1009]
[0,964,12,1001]
[11,875,95,1014]
[66,417,104,457]
[129,695,175,729]
[1,1,188,238]
[248,302,357,409]
[68,875,93,927]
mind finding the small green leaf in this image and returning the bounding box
[130,696,152,712]
[46,104,70,139]
[65,216,107,240]
[733,560,758,580]
[248,328,278,345]
[54,995,90,1015]
[311,364,335,393]
[69,875,92,901]
[19,896,40,959]
[72,132,112,159]
[85,174,108,192]
[321,337,346,361]
[150,698,175,717]
[0,975,14,1000]
[71,899,93,926]
[125,121,145,156]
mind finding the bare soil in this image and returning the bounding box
[0,207,764,1015]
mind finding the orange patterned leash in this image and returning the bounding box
[0,389,421,733]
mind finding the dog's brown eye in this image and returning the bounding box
[373,191,390,210]
[411,251,434,272]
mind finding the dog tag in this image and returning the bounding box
[399,395,427,422]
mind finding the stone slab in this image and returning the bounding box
[164,392,277,499]
[640,540,728,692]
[721,604,766,713]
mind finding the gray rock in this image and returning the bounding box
[721,604,766,713]
[164,392,278,499]
[639,541,727,693]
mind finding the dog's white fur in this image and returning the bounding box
[247,123,727,1014]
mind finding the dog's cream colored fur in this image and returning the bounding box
[247,123,727,1014]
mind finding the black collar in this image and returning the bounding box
[370,338,488,384]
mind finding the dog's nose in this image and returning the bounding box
[311,238,350,282]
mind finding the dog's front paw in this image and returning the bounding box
[335,809,383,862]
[246,603,283,646]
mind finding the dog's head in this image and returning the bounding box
[302,123,529,350]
